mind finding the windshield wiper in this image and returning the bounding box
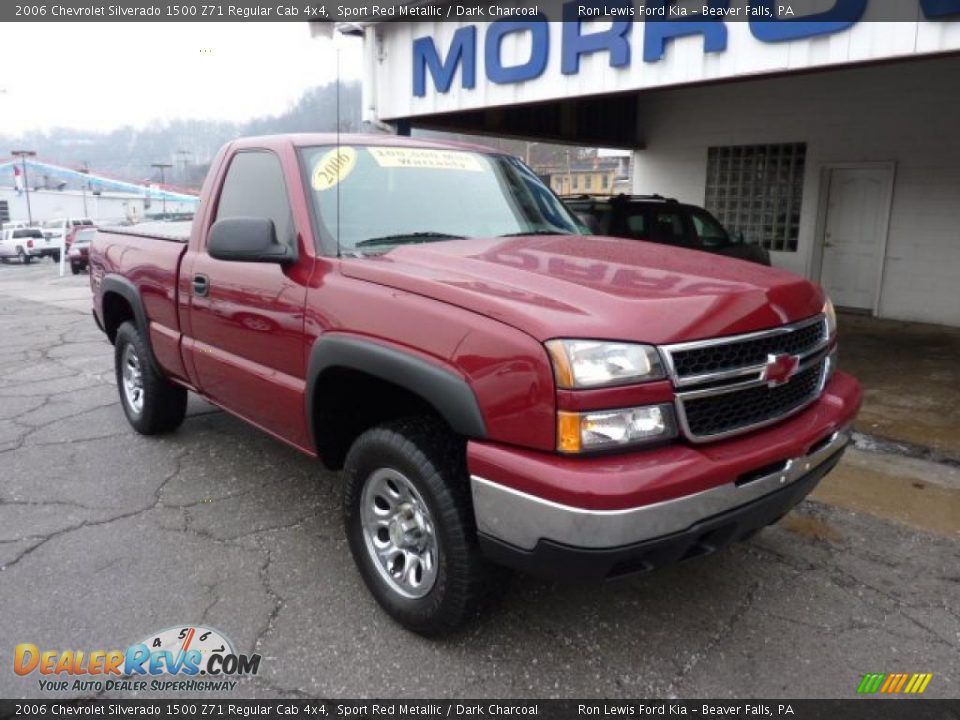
[496,229,576,238]
[354,232,466,248]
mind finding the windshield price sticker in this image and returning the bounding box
[368,147,483,172]
[312,147,357,191]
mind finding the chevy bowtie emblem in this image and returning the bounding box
[762,353,800,387]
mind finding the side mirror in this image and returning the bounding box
[208,217,295,264]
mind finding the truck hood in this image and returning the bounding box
[339,235,825,344]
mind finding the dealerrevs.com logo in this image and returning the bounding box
[14,625,261,693]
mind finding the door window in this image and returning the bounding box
[215,151,294,248]
[649,211,686,245]
[690,209,731,248]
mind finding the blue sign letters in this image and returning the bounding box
[413,26,476,97]
[561,0,632,74]
[411,0,957,96]
[486,19,549,84]
[748,0,867,42]
[644,0,730,62]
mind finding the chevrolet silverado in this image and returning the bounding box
[90,135,861,635]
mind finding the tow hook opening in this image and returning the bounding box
[736,459,790,487]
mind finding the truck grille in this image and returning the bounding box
[680,358,826,439]
[669,317,826,380]
[661,315,831,443]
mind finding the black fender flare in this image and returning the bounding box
[306,335,487,449]
[99,275,161,372]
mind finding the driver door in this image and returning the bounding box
[186,150,311,449]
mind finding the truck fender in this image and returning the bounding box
[99,275,162,373]
[306,335,487,448]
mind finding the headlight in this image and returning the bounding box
[823,298,837,339]
[557,404,677,453]
[546,339,664,389]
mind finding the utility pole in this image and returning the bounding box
[79,162,90,216]
[151,162,173,217]
[177,150,192,185]
[11,150,36,224]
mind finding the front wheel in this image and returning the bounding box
[71,263,81,275]
[114,321,187,434]
[343,418,506,636]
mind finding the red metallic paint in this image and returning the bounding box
[90,134,859,513]
[340,235,825,344]
[467,371,861,511]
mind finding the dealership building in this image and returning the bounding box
[337,2,960,327]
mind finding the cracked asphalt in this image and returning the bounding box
[0,262,957,700]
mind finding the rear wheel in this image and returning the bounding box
[114,321,187,434]
[70,263,80,275]
[18,249,31,265]
[343,418,506,635]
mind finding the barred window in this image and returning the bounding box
[0,201,9,224]
[705,143,806,252]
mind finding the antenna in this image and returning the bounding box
[336,44,342,258]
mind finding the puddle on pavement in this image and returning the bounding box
[809,448,960,538]
[782,515,842,542]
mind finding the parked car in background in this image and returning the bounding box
[0,227,45,264]
[68,228,96,274]
[41,217,94,259]
[563,194,771,266]
[66,222,97,250]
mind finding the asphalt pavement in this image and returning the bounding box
[0,260,957,700]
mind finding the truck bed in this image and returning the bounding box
[91,223,191,382]
[98,220,192,243]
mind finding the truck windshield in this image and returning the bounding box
[300,145,583,255]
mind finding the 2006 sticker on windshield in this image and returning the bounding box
[312,147,357,191]
[368,147,483,172]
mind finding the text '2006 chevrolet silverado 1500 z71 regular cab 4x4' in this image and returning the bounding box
[90,135,862,635]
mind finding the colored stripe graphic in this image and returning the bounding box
[857,672,932,694]
[857,674,885,694]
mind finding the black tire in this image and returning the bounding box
[18,249,31,265]
[343,418,506,636]
[71,263,80,275]
[114,321,187,435]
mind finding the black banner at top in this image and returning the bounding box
[3,0,960,23]
[0,699,958,720]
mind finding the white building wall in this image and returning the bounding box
[630,55,960,327]
[0,187,195,224]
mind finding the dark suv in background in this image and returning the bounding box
[563,194,771,266]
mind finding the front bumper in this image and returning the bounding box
[468,371,860,579]
[477,446,844,581]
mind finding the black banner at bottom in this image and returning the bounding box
[1,700,958,720]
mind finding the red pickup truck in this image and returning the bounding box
[90,135,861,635]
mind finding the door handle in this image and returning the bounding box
[193,273,210,297]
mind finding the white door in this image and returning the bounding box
[819,166,893,311]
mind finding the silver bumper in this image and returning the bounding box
[471,427,850,551]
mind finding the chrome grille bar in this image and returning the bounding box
[659,314,832,443]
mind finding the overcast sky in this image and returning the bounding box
[0,23,362,135]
